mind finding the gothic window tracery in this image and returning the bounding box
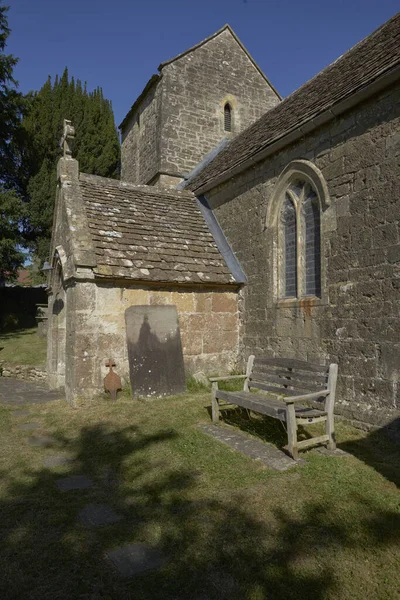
[280,180,321,299]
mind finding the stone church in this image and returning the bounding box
[48,16,400,427]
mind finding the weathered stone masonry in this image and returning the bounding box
[120,26,280,187]
[205,82,400,426]
[56,283,239,401]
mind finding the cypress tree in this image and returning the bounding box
[21,71,120,264]
[0,2,25,282]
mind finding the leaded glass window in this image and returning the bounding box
[279,180,321,299]
[282,195,297,297]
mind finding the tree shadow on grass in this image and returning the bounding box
[0,422,399,600]
[339,417,400,487]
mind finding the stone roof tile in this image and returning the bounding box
[79,174,236,285]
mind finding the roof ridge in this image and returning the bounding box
[79,172,194,198]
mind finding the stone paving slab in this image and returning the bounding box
[56,475,94,491]
[28,434,56,447]
[12,410,30,417]
[0,378,64,406]
[17,423,40,431]
[42,455,73,468]
[79,503,122,528]
[198,424,304,471]
[106,543,164,577]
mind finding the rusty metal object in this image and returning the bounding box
[104,359,122,401]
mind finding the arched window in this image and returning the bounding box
[224,103,232,132]
[279,180,322,299]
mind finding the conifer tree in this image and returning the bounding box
[22,68,120,263]
[0,2,25,282]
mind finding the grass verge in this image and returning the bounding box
[0,327,47,365]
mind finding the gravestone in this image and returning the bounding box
[125,305,186,398]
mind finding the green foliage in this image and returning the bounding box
[0,189,24,280]
[0,3,25,281]
[21,67,120,263]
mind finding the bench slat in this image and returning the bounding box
[251,366,328,384]
[250,372,326,393]
[249,380,305,396]
[215,390,326,420]
[253,357,328,373]
[215,390,287,420]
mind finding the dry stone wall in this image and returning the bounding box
[0,362,47,382]
[206,82,400,426]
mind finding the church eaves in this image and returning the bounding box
[187,12,400,194]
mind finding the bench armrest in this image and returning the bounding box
[209,374,247,383]
[283,390,330,404]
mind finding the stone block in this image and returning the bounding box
[171,291,195,312]
[211,292,238,313]
[106,543,164,578]
[121,288,149,307]
[79,503,122,527]
[75,282,97,312]
[149,291,172,305]
[56,475,94,491]
[203,329,238,354]
[195,292,212,313]
[180,331,202,355]
[96,286,122,314]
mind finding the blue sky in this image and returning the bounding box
[6,0,399,129]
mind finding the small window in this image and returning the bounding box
[224,103,232,132]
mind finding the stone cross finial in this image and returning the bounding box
[60,119,75,157]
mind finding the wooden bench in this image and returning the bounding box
[210,356,338,459]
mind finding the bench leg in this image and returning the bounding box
[211,382,220,423]
[326,399,336,451]
[286,403,298,460]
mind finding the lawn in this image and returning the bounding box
[0,390,399,600]
[0,327,47,365]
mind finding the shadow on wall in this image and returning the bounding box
[0,420,399,599]
[128,313,186,397]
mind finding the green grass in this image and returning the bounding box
[0,327,47,365]
[0,390,399,600]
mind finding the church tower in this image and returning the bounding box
[119,25,280,188]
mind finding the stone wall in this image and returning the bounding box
[0,362,47,382]
[62,282,239,404]
[120,28,280,187]
[159,29,279,181]
[206,81,400,426]
[121,82,160,184]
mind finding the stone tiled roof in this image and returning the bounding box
[79,174,236,285]
[187,13,400,192]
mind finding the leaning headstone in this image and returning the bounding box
[79,503,122,527]
[125,305,186,398]
[106,543,164,577]
[56,475,94,491]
